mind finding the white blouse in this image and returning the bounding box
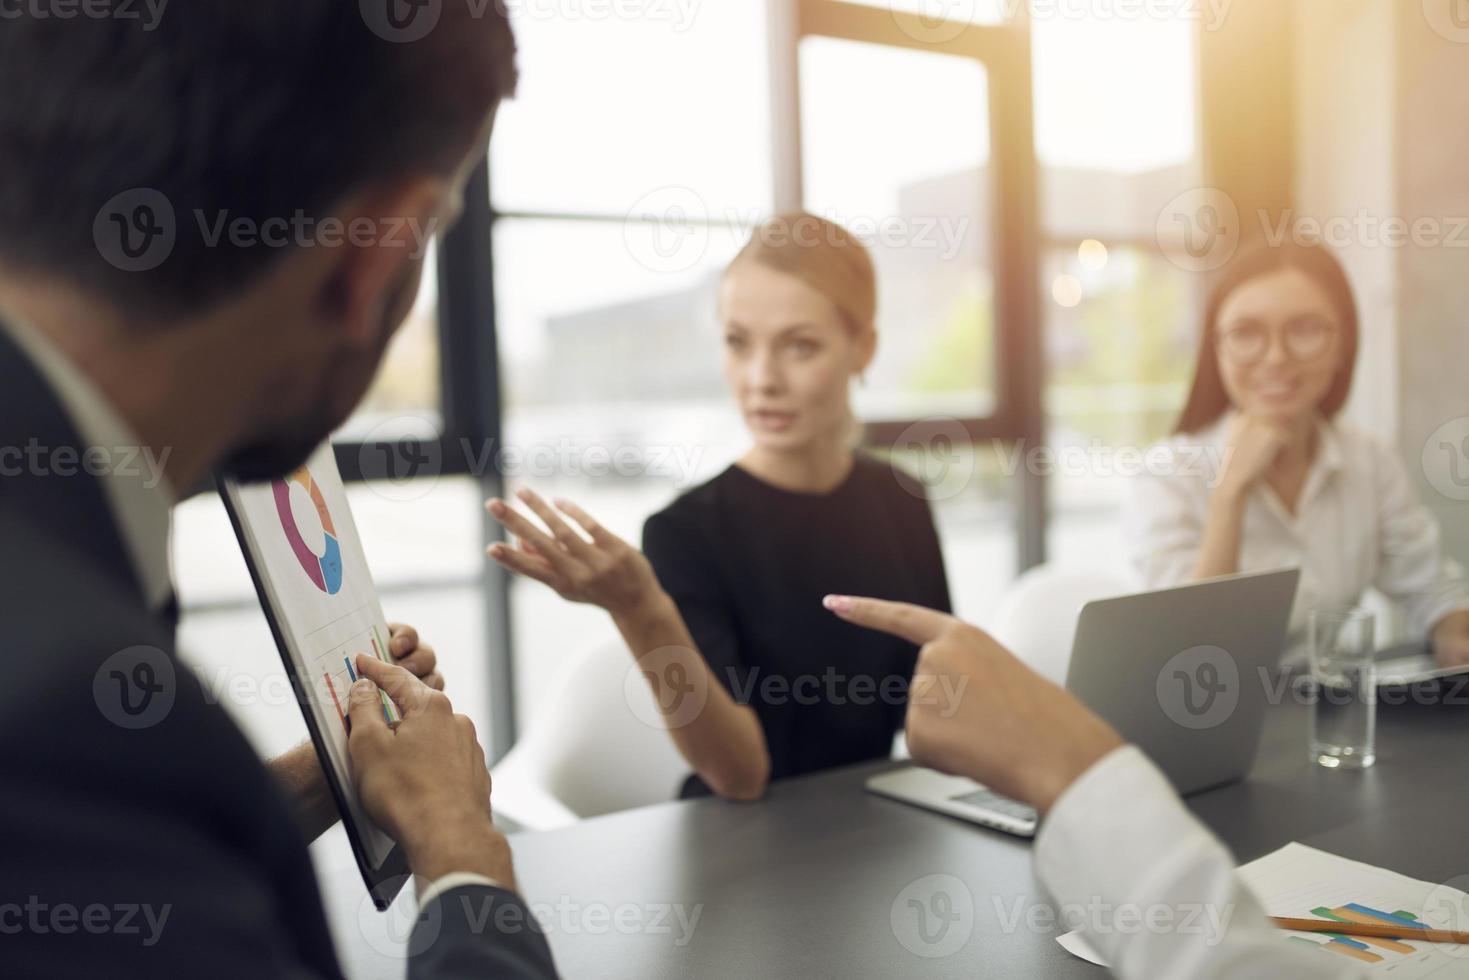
[1125,413,1469,657]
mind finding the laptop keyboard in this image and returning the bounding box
[950,788,1037,824]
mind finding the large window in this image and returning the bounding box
[170,0,1209,758]
[1032,13,1204,565]
[339,244,443,440]
[791,1,1045,613]
[800,37,997,422]
[488,5,773,726]
[799,34,1021,621]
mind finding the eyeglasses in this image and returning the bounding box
[1216,315,1337,365]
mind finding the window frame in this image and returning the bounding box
[791,0,1047,569]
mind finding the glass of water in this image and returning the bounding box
[1308,607,1377,769]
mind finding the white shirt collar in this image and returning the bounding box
[3,316,177,612]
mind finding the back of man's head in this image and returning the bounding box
[0,3,516,322]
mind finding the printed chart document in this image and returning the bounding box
[220,443,408,908]
[1057,843,1469,974]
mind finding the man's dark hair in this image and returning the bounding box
[0,3,516,320]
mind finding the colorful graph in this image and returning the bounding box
[273,467,344,594]
[1289,903,1428,964]
[324,672,346,728]
[317,625,401,731]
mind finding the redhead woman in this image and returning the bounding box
[486,213,951,799]
[1127,241,1469,666]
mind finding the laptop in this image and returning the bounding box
[866,568,1301,838]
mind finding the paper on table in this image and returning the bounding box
[1055,843,1469,975]
[1056,928,1107,966]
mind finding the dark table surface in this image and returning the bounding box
[495,687,1469,980]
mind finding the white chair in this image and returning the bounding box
[988,563,1140,685]
[491,641,690,831]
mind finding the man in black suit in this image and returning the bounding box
[0,5,557,977]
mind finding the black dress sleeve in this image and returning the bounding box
[916,495,953,614]
[891,464,953,615]
[642,505,753,703]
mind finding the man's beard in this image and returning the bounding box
[220,405,339,484]
[218,266,411,485]
[220,345,378,485]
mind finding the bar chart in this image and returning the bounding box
[315,621,401,731]
[1238,844,1469,977]
[1289,903,1430,965]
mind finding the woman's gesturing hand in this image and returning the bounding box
[486,488,662,618]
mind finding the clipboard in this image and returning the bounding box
[218,442,408,910]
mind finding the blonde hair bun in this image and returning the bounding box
[729,211,877,337]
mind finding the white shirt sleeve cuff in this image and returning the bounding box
[418,871,505,909]
[1035,744,1228,912]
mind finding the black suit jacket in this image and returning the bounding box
[0,325,558,979]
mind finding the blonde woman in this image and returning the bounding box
[487,213,952,800]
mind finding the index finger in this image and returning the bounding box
[354,653,433,718]
[823,594,956,646]
[346,677,390,746]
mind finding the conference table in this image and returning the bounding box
[324,682,1469,979]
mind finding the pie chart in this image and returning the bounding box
[272,467,344,594]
